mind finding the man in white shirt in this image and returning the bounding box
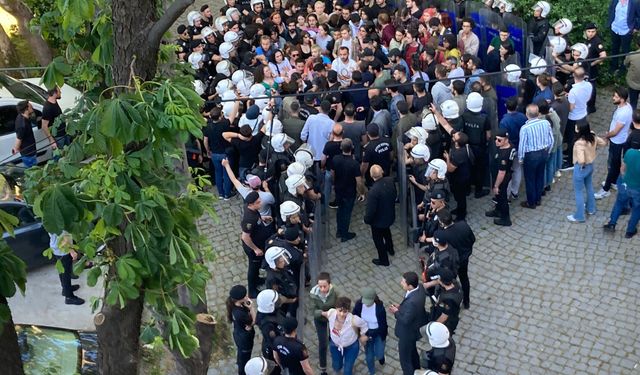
[331,46,358,87]
[301,100,335,161]
[457,17,480,56]
[596,86,633,199]
[562,67,592,169]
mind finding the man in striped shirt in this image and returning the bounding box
[518,104,554,208]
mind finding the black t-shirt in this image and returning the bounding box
[15,115,36,157]
[397,81,414,98]
[265,268,298,298]
[231,305,253,332]
[332,153,361,199]
[322,140,342,171]
[203,119,231,154]
[462,111,490,147]
[42,101,65,137]
[432,284,462,334]
[411,93,433,114]
[232,132,264,168]
[241,207,266,248]
[448,146,472,184]
[273,335,309,374]
[341,121,366,160]
[492,146,515,183]
[363,137,392,175]
[256,312,282,359]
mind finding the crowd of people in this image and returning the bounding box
[175,0,640,374]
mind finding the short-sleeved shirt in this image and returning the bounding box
[363,137,392,175]
[623,149,640,188]
[15,115,36,157]
[431,285,462,334]
[448,146,472,184]
[492,146,515,183]
[273,336,309,375]
[203,119,231,154]
[322,140,342,171]
[332,153,361,199]
[241,207,267,248]
[568,81,593,120]
[42,101,66,137]
[609,103,633,145]
[232,133,264,168]
[462,111,490,147]
[231,305,253,333]
[341,121,366,160]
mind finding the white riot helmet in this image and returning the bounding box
[264,246,291,270]
[225,7,241,21]
[220,42,235,59]
[188,52,204,69]
[251,0,264,8]
[294,147,314,169]
[495,0,514,12]
[264,117,283,136]
[466,92,483,113]
[285,174,308,195]
[532,1,550,17]
[426,158,447,179]
[410,144,431,160]
[224,31,240,43]
[405,127,429,145]
[287,162,306,176]
[214,16,228,33]
[548,36,567,54]
[194,80,205,95]
[256,289,279,313]
[250,84,267,99]
[187,10,202,26]
[280,200,301,222]
[221,90,237,102]
[504,64,521,83]
[553,18,573,35]
[201,26,215,40]
[215,79,234,95]
[232,70,251,85]
[424,322,450,348]
[571,43,589,59]
[216,60,233,77]
[421,113,438,131]
[440,100,460,119]
[244,356,271,375]
[271,132,294,152]
[529,55,547,75]
[236,79,252,96]
[255,98,269,110]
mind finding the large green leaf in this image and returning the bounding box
[103,203,124,227]
[41,56,72,91]
[40,184,84,235]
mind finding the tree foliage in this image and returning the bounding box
[0,210,26,332]
[22,0,216,361]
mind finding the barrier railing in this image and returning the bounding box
[396,138,409,247]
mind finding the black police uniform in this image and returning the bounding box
[491,145,515,223]
[528,17,549,56]
[420,338,457,374]
[231,304,255,373]
[462,111,490,196]
[429,282,463,335]
[256,311,284,364]
[241,206,269,298]
[426,245,459,281]
[272,335,310,375]
[175,38,191,59]
[586,35,605,113]
[447,145,473,221]
[265,266,299,317]
[266,236,305,287]
[363,137,392,185]
[410,162,429,204]
[433,223,475,308]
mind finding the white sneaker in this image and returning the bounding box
[555,171,562,178]
[594,189,611,200]
[566,215,584,223]
[601,181,618,191]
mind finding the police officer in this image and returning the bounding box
[417,190,449,250]
[420,322,456,374]
[463,92,491,198]
[422,235,459,298]
[428,268,463,336]
[264,246,299,317]
[175,25,192,62]
[584,23,607,114]
[485,128,516,226]
[528,1,551,56]
[245,356,277,375]
[361,124,393,186]
[255,290,284,375]
[241,192,269,298]
[227,285,256,375]
[266,225,306,288]
[272,317,314,374]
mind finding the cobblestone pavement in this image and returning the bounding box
[200,85,640,375]
[177,4,639,371]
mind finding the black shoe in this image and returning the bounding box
[603,223,616,232]
[621,208,631,215]
[463,301,470,309]
[474,189,490,198]
[328,201,338,209]
[372,259,390,266]
[341,232,356,242]
[625,231,637,239]
[491,196,498,205]
[508,192,518,202]
[535,201,541,206]
[545,185,551,192]
[61,285,80,296]
[388,248,395,256]
[541,190,546,197]
[65,296,85,305]
[379,357,385,365]
[485,210,498,218]
[494,218,512,226]
[520,201,536,209]
[560,162,573,171]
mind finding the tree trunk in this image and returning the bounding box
[0,296,25,375]
[0,26,18,68]
[0,0,53,66]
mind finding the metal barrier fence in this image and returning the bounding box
[397,138,421,259]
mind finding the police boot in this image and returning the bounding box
[484,209,498,217]
[494,217,512,227]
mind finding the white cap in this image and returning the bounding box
[548,36,567,55]
[426,158,447,179]
[440,100,459,119]
[280,200,301,222]
[466,92,483,113]
[553,18,573,35]
[220,42,235,59]
[245,357,270,375]
[504,64,522,83]
[201,26,215,39]
[188,52,204,69]
[529,55,547,75]
[421,113,438,131]
[187,11,202,26]
[285,174,308,195]
[264,246,291,270]
[214,16,228,33]
[571,43,589,59]
[294,147,314,168]
[224,31,240,43]
[256,289,279,313]
[424,322,450,348]
[215,79,234,95]
[410,144,431,160]
[532,1,550,17]
[216,60,233,77]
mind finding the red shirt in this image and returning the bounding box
[381,24,395,48]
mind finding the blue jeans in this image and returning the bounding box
[336,196,356,237]
[210,153,231,198]
[21,155,37,168]
[572,163,596,221]
[544,149,559,187]
[330,340,359,375]
[610,183,640,234]
[523,149,547,205]
[364,335,385,374]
